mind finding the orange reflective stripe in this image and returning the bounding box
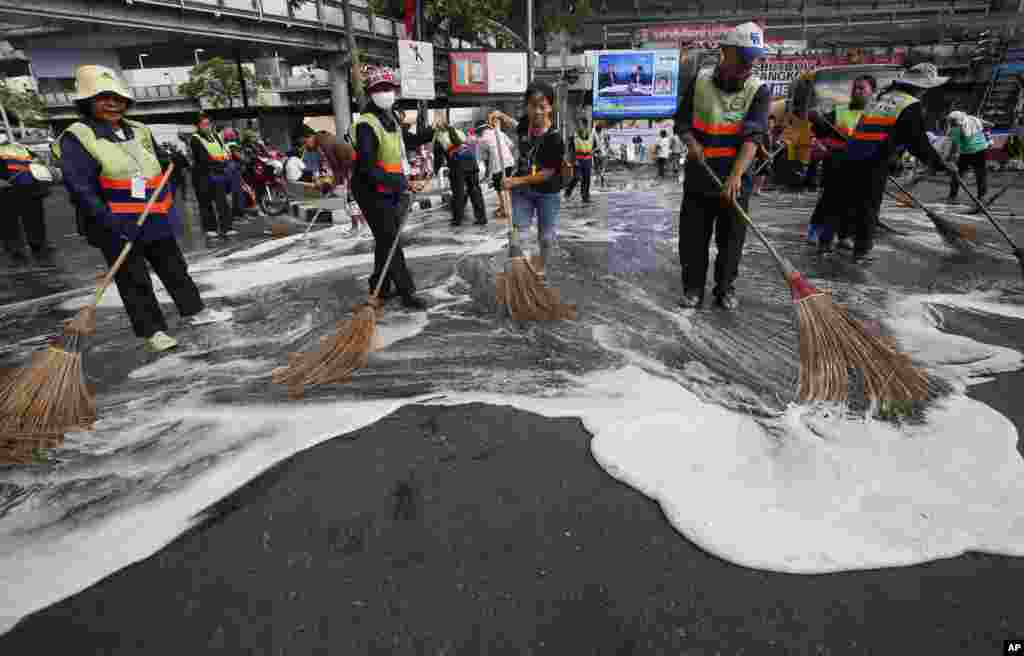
[377,160,402,173]
[852,132,887,142]
[704,146,738,158]
[209,153,227,161]
[108,195,174,214]
[861,115,897,127]
[6,164,29,171]
[99,173,166,190]
[576,154,592,160]
[693,116,741,135]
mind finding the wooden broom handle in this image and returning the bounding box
[94,163,175,305]
[698,158,792,275]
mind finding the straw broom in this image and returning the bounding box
[272,192,415,398]
[700,160,930,403]
[816,114,975,249]
[950,171,1024,276]
[887,176,977,250]
[491,121,576,322]
[0,163,176,440]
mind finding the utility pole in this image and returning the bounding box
[333,0,357,136]
[416,0,428,132]
[527,0,534,83]
[235,49,250,111]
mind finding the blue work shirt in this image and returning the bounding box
[59,117,180,245]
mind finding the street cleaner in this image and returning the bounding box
[190,112,235,239]
[945,110,991,210]
[675,21,770,310]
[564,120,595,203]
[56,65,229,353]
[824,63,953,263]
[0,132,56,267]
[806,74,877,253]
[434,114,486,226]
[349,66,434,309]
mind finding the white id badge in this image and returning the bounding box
[131,175,146,200]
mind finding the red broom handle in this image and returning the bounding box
[94,163,176,306]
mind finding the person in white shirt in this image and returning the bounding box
[655,129,671,178]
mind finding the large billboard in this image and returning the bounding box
[449,51,528,95]
[592,49,681,119]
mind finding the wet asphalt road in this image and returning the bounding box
[1,165,1023,654]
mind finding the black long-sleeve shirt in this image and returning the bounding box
[877,91,946,170]
[353,107,435,194]
[190,131,227,178]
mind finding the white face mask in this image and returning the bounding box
[371,91,396,110]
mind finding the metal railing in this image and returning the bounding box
[42,76,336,108]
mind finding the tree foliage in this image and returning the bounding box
[178,57,265,110]
[0,81,47,136]
[540,0,593,40]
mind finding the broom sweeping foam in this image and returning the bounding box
[0,163,176,444]
[699,159,933,404]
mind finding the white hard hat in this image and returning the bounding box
[720,22,768,63]
[0,132,8,145]
[72,65,134,104]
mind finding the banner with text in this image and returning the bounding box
[449,51,528,95]
[755,53,907,98]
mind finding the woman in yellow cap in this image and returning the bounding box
[56,65,229,353]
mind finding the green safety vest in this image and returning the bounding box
[193,132,228,170]
[350,112,405,192]
[846,89,919,161]
[59,119,172,225]
[575,133,593,159]
[0,142,35,185]
[834,105,863,137]
[691,69,762,179]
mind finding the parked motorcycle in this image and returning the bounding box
[240,142,291,216]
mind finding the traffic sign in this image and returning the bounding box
[398,39,435,100]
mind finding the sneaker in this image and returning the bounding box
[714,292,739,310]
[678,293,702,309]
[225,229,240,236]
[400,295,428,310]
[145,331,178,353]
[186,308,232,326]
[806,224,821,244]
[474,218,487,226]
[852,252,875,265]
[817,243,834,258]
[205,231,219,238]
[836,237,853,251]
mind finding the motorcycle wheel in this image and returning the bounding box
[260,185,290,216]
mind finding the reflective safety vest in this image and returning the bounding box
[62,119,173,227]
[435,126,477,161]
[691,70,762,179]
[845,89,918,162]
[0,143,35,185]
[575,133,593,160]
[193,132,228,171]
[823,104,863,151]
[350,112,405,193]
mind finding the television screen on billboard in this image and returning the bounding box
[593,49,680,119]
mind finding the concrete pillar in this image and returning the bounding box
[328,52,352,138]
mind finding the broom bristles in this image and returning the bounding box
[497,257,577,321]
[928,211,976,251]
[65,305,97,338]
[787,274,931,403]
[272,304,379,397]
[0,343,97,440]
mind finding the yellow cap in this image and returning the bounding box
[72,65,133,103]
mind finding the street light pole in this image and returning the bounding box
[138,53,148,69]
[194,49,205,66]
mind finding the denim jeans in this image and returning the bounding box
[511,188,560,241]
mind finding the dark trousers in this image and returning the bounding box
[491,166,513,191]
[1,190,47,255]
[564,159,592,201]
[825,160,886,257]
[679,191,749,298]
[808,156,847,241]
[92,234,204,338]
[949,150,988,201]
[194,173,232,234]
[450,158,485,224]
[226,163,246,216]
[657,157,668,178]
[353,186,415,299]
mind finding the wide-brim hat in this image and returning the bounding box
[72,65,134,104]
[898,63,949,88]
